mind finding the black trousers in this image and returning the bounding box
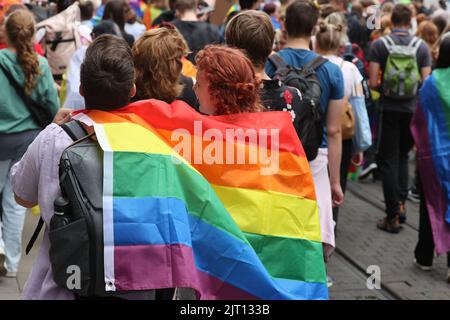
[376,111,414,219]
[333,139,353,227]
[414,177,450,267]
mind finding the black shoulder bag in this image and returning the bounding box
[0,63,54,128]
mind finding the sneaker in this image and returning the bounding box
[408,187,420,203]
[377,216,402,233]
[358,163,377,181]
[399,202,407,224]
[326,276,333,288]
[414,259,433,271]
[0,247,6,277]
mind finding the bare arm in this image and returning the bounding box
[327,99,344,207]
[369,62,380,90]
[421,66,431,81]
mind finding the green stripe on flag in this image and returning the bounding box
[245,232,326,284]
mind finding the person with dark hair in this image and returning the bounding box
[56,0,75,13]
[431,14,448,36]
[239,0,260,10]
[63,20,122,109]
[102,0,134,46]
[411,34,450,282]
[125,5,146,40]
[265,0,345,262]
[80,35,135,109]
[368,3,432,233]
[0,9,59,279]
[171,0,221,64]
[11,34,141,299]
[263,3,281,30]
[79,0,94,29]
[151,0,177,26]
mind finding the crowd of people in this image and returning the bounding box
[0,0,449,299]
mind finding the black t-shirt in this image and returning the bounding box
[122,31,135,48]
[367,29,432,113]
[151,10,176,27]
[131,76,199,111]
[171,20,221,64]
[260,79,303,139]
[346,12,368,51]
[178,75,199,111]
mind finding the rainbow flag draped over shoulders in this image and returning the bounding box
[79,99,327,299]
[411,68,450,255]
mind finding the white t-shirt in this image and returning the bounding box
[324,55,363,97]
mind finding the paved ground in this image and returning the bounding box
[0,211,42,300]
[1,176,449,300]
[328,178,450,300]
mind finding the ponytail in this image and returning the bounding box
[5,9,40,96]
[316,21,345,53]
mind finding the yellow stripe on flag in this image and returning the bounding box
[212,185,322,243]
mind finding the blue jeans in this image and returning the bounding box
[0,159,27,273]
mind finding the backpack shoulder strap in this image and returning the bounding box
[60,120,88,141]
[25,217,44,255]
[344,43,353,55]
[25,120,87,255]
[268,53,288,70]
[409,36,423,54]
[380,35,395,52]
[304,55,327,70]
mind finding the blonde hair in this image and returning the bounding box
[315,21,345,53]
[5,9,40,96]
[132,27,189,102]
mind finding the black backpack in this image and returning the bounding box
[26,120,110,297]
[268,54,326,161]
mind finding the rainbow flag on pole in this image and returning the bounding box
[78,99,327,299]
[411,68,450,255]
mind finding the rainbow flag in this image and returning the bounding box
[78,99,327,299]
[411,68,450,255]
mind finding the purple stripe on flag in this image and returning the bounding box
[113,244,257,299]
[411,106,450,255]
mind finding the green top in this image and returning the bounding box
[0,49,59,134]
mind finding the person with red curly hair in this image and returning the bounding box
[194,45,264,116]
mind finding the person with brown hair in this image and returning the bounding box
[132,26,198,108]
[416,20,439,49]
[0,9,59,278]
[102,0,134,46]
[224,10,303,162]
[194,45,264,116]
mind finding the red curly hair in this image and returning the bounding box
[195,45,264,115]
